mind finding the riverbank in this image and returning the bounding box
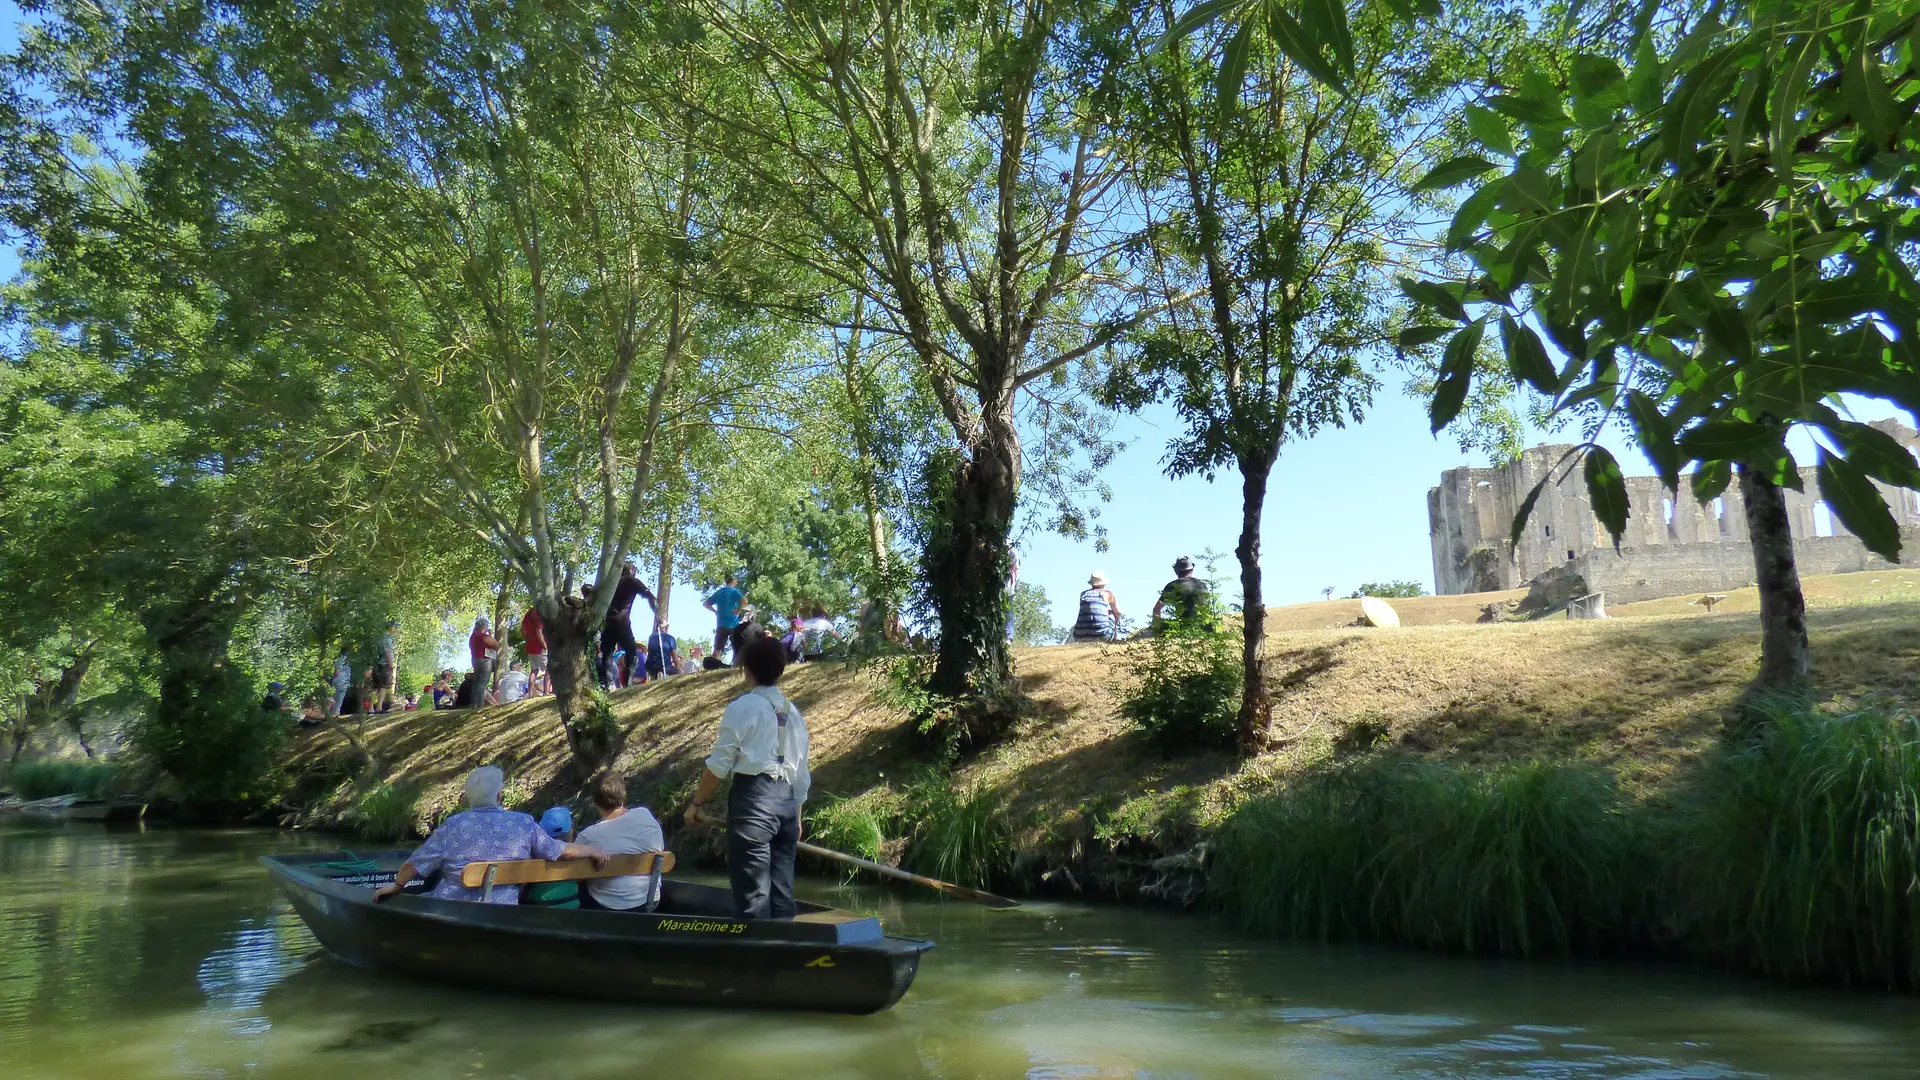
[286,592,1919,853]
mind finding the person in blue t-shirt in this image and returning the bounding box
[704,575,745,662]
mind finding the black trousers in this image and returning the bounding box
[598,621,637,687]
[727,772,799,920]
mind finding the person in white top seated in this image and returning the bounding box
[684,633,811,919]
[576,771,667,911]
[495,659,531,703]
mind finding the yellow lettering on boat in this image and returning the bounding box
[806,955,836,968]
[655,918,747,933]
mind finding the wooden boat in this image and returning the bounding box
[65,799,147,823]
[262,849,934,1013]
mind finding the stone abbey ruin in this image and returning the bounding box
[1428,419,1920,607]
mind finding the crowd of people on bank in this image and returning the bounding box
[303,553,1211,925]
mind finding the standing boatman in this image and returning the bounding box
[684,634,811,919]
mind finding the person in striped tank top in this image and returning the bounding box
[1071,571,1123,642]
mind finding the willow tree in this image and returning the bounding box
[698,0,1161,726]
[1411,0,1920,690]
[13,0,801,763]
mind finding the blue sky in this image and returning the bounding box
[3,8,1908,646]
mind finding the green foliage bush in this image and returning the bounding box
[903,779,1014,888]
[134,654,288,812]
[6,760,122,800]
[1119,609,1242,752]
[351,781,422,843]
[1212,758,1642,956]
[1681,698,1920,989]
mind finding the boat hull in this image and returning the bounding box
[264,851,930,1014]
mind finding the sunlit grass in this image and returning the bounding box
[5,761,122,801]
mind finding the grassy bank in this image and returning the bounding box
[280,588,1920,988]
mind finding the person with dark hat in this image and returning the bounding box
[1151,556,1214,634]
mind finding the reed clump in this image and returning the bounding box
[1212,758,1641,956]
[350,781,422,843]
[806,793,892,863]
[1679,697,1920,989]
[6,760,123,801]
[1211,699,1920,989]
[903,779,1015,889]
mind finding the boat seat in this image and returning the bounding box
[460,852,675,902]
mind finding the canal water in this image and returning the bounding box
[5,820,1920,1079]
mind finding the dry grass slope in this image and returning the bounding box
[288,578,1920,845]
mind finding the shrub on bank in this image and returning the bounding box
[6,760,123,800]
[1119,607,1242,752]
[807,794,891,863]
[1212,759,1641,956]
[1680,698,1920,989]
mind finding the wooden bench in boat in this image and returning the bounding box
[460,852,675,901]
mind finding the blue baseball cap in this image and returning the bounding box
[538,806,572,838]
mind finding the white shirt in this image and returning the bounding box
[577,808,666,909]
[496,670,529,702]
[704,686,811,804]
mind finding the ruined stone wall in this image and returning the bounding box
[1427,419,1920,600]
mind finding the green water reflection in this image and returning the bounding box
[5,820,1919,1079]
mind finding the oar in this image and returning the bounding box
[692,811,1019,908]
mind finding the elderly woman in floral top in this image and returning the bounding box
[373,766,607,904]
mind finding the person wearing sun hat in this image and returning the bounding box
[1152,555,1214,634]
[1071,571,1123,642]
[522,806,582,908]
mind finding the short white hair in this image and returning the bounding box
[464,766,505,808]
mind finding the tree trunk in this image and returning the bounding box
[925,409,1019,721]
[546,598,617,765]
[489,562,518,688]
[655,504,675,622]
[1739,463,1811,689]
[1235,459,1273,755]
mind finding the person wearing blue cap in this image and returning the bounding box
[262,682,287,712]
[523,807,581,908]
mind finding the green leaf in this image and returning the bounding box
[1499,314,1557,394]
[1397,324,1455,348]
[1446,181,1502,251]
[1842,23,1899,147]
[1584,446,1631,546]
[1300,0,1355,83]
[1825,420,1920,489]
[1216,18,1255,123]
[1678,419,1777,462]
[1465,104,1514,157]
[1159,0,1243,50]
[1818,449,1903,559]
[1625,390,1681,490]
[1692,459,1733,504]
[1429,319,1486,433]
[1510,475,1551,547]
[1398,276,1467,322]
[1627,36,1662,114]
[1771,33,1821,181]
[1264,2,1349,91]
[1415,155,1499,192]
[1489,93,1566,126]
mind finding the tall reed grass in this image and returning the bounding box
[903,780,1014,888]
[1680,697,1920,989]
[1212,758,1642,956]
[6,760,122,801]
[806,795,890,862]
[1212,699,1920,989]
[350,781,422,843]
